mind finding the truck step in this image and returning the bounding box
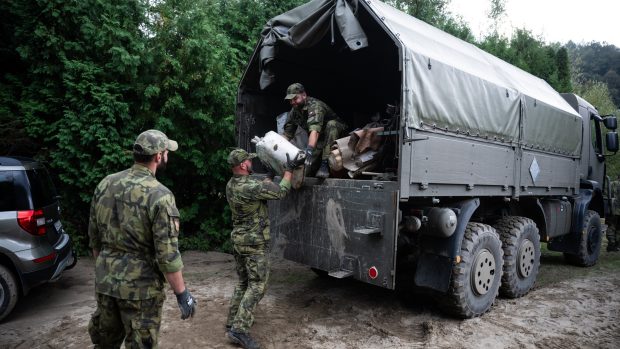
[328,270,354,279]
[353,227,381,235]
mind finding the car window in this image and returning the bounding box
[0,172,16,211]
[0,170,31,211]
[26,168,58,208]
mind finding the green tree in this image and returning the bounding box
[213,0,306,64]
[486,0,505,34]
[573,80,620,177]
[0,1,33,155]
[574,80,619,116]
[3,0,149,253]
[0,0,311,254]
[386,0,450,23]
[384,0,473,41]
[142,0,306,251]
[567,41,620,106]
[478,29,571,92]
[555,47,572,92]
[139,0,241,250]
[487,0,505,21]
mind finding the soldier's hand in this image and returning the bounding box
[285,152,304,171]
[304,147,313,167]
[175,288,196,320]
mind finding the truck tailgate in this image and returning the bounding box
[269,179,399,289]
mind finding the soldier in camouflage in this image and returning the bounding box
[284,82,347,179]
[608,176,620,252]
[88,129,196,348]
[225,148,301,349]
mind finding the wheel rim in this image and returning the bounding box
[472,249,496,295]
[518,239,535,278]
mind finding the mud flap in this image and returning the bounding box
[269,179,399,289]
[414,198,480,293]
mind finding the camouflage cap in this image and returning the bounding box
[284,83,305,100]
[133,129,178,155]
[228,148,257,167]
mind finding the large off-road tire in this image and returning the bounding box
[440,223,503,318]
[564,210,602,267]
[494,216,541,298]
[0,265,19,322]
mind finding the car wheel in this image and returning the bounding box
[0,265,19,322]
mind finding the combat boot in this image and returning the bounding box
[227,330,261,349]
[316,160,330,179]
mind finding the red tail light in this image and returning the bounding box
[17,209,46,236]
[368,266,379,279]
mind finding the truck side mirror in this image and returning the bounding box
[606,131,619,152]
[603,116,617,130]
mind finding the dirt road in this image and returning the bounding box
[1,250,619,349]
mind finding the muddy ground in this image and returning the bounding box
[1,247,619,349]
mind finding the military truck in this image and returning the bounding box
[234,0,618,318]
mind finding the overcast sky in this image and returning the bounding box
[448,0,620,47]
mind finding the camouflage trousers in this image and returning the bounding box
[607,215,619,246]
[88,292,164,349]
[306,119,348,176]
[226,243,271,333]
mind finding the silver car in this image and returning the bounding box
[0,157,76,321]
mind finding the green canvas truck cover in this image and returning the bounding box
[255,0,582,157]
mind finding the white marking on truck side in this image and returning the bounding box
[326,198,349,257]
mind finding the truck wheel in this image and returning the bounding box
[494,216,540,298]
[0,265,19,322]
[440,223,503,318]
[564,210,602,267]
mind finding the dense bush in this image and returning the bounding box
[0,0,304,255]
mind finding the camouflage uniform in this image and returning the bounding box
[88,130,183,348]
[284,89,347,175]
[607,179,620,251]
[225,149,291,333]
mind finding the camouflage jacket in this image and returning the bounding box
[226,175,291,246]
[284,97,342,139]
[88,164,183,300]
